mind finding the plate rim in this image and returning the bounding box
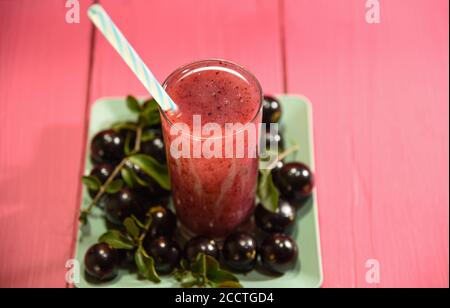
[74,95,324,288]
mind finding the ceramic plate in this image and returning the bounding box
[74,95,323,288]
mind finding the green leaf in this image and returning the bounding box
[139,99,161,126]
[79,210,88,225]
[131,168,150,187]
[98,230,134,250]
[105,179,124,194]
[131,215,146,229]
[111,121,138,132]
[143,98,159,113]
[126,95,142,113]
[209,269,239,283]
[177,254,242,288]
[205,255,220,273]
[139,114,160,127]
[258,170,280,212]
[81,176,101,190]
[123,217,140,239]
[189,253,208,283]
[135,248,161,283]
[205,255,239,284]
[128,154,171,190]
[121,167,136,189]
[134,249,146,272]
[121,166,148,188]
[177,272,200,288]
[124,131,134,156]
[179,258,190,271]
[141,130,156,142]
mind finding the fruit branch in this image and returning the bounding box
[133,124,143,153]
[138,212,153,244]
[80,124,144,223]
[266,144,300,170]
[80,158,128,223]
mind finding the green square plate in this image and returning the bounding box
[74,95,323,288]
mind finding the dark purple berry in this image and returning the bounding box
[255,200,296,234]
[117,249,136,269]
[102,187,137,226]
[260,233,298,274]
[271,160,285,189]
[90,129,131,165]
[144,236,181,275]
[223,232,257,273]
[88,164,114,198]
[184,236,220,261]
[147,206,177,239]
[264,130,284,151]
[124,161,170,198]
[262,95,282,124]
[84,243,118,281]
[278,162,314,201]
[133,188,170,220]
[141,129,166,164]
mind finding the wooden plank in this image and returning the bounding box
[0,0,94,287]
[90,0,284,101]
[283,0,449,287]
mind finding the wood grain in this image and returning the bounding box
[0,0,285,288]
[90,0,285,101]
[0,0,448,288]
[0,0,94,287]
[283,0,449,288]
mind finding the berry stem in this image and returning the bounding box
[133,125,143,153]
[80,158,128,223]
[138,215,153,244]
[266,144,300,170]
[80,124,145,224]
[137,206,164,245]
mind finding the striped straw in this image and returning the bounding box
[88,4,177,112]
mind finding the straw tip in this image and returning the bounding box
[88,3,102,14]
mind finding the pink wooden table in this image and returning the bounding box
[0,0,448,288]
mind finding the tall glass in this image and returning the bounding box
[161,59,263,238]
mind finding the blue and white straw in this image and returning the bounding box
[88,4,177,112]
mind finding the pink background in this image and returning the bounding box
[0,0,448,288]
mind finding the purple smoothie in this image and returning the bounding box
[161,60,262,238]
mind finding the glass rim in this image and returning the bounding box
[159,58,263,140]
